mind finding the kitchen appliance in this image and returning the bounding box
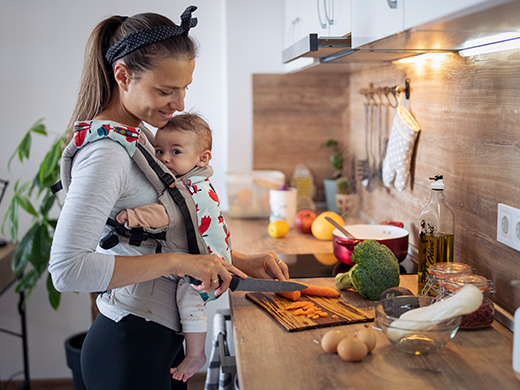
[278,252,417,278]
[332,223,409,265]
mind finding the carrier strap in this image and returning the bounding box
[136,143,200,255]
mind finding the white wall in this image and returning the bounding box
[0,0,283,380]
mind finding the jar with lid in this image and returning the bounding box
[421,262,473,297]
[440,274,495,329]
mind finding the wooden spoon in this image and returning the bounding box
[324,216,358,239]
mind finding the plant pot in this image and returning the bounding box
[65,331,88,390]
[323,179,338,213]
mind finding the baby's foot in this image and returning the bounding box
[170,353,207,382]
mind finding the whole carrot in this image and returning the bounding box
[300,283,340,298]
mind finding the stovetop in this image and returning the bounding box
[278,253,418,279]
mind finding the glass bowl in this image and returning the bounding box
[375,295,462,355]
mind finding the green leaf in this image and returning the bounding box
[12,223,39,276]
[2,197,18,241]
[8,132,32,170]
[15,268,40,298]
[40,192,56,215]
[47,273,61,310]
[29,222,51,270]
[30,118,47,135]
[14,193,38,217]
[39,138,62,184]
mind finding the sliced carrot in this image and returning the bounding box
[299,283,340,298]
[318,312,329,318]
[285,301,305,310]
[276,290,301,301]
[293,308,304,316]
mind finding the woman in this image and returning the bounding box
[49,6,289,389]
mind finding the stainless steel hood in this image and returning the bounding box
[282,33,352,64]
[283,0,520,69]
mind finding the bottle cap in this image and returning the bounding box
[430,175,444,190]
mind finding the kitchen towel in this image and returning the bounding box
[382,106,421,191]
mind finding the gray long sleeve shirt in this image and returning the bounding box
[49,138,182,331]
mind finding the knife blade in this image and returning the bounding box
[184,275,307,292]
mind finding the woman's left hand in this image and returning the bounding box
[231,251,290,281]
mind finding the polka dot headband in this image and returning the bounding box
[105,5,198,64]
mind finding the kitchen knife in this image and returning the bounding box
[184,275,307,292]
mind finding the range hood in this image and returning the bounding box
[282,34,352,64]
[283,0,520,69]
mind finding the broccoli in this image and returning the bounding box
[335,240,400,301]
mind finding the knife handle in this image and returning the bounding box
[184,275,240,292]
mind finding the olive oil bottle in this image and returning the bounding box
[418,175,455,293]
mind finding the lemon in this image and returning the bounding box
[268,220,290,238]
[311,211,344,241]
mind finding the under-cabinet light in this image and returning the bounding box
[395,53,451,64]
[459,33,520,57]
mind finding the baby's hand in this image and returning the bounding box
[116,210,128,225]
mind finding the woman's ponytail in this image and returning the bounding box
[67,16,122,134]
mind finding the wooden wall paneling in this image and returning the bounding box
[252,74,350,201]
[252,50,520,313]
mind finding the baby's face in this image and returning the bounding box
[154,130,204,176]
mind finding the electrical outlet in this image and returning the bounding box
[497,203,520,252]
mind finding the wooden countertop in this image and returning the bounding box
[229,275,518,390]
[226,216,332,255]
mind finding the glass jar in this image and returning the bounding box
[421,262,473,297]
[440,274,495,329]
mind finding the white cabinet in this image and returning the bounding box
[351,0,404,48]
[284,0,351,47]
[283,0,352,72]
[404,0,498,30]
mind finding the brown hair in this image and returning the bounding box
[160,113,213,152]
[67,13,197,134]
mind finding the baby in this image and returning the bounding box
[117,113,230,382]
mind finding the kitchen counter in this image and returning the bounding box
[226,216,333,255]
[229,275,518,390]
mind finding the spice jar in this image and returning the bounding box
[441,274,495,329]
[421,262,473,297]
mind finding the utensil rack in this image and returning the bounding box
[359,79,411,107]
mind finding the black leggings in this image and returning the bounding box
[81,313,187,390]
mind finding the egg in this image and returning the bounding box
[337,337,368,362]
[321,329,348,353]
[356,327,377,352]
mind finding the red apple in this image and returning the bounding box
[294,210,317,234]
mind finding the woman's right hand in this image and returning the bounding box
[176,253,247,296]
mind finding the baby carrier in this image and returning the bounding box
[54,120,210,257]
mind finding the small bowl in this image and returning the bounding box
[375,296,461,355]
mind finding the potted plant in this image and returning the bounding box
[3,120,89,389]
[3,118,65,309]
[322,139,348,212]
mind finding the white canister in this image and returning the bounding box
[269,188,297,227]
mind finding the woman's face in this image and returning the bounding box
[121,57,195,128]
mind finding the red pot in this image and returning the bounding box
[332,223,409,265]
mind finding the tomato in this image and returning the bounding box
[294,209,317,234]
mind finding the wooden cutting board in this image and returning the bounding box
[245,292,374,332]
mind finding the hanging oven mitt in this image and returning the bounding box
[382,106,421,191]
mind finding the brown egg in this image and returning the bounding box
[356,327,377,352]
[321,329,348,353]
[337,337,368,362]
